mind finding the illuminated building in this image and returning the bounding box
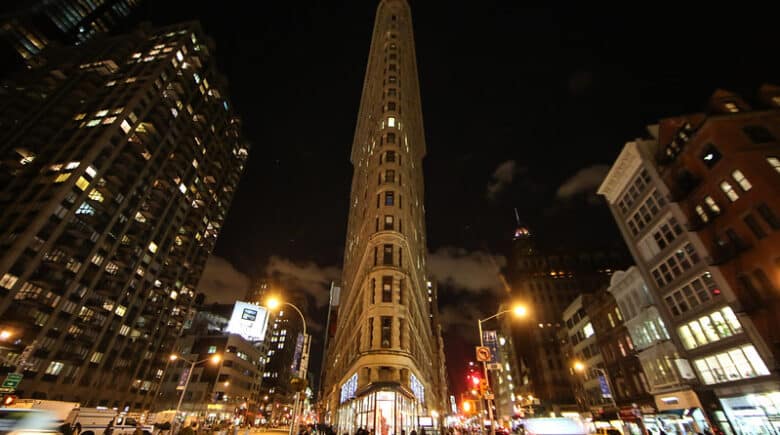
[0,0,142,70]
[320,1,446,432]
[598,87,780,434]
[0,21,249,409]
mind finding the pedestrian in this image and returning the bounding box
[59,421,73,435]
[104,419,115,435]
[134,424,144,435]
[75,422,82,435]
[411,430,417,435]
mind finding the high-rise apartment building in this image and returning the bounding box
[321,1,445,432]
[598,88,780,434]
[1,0,142,70]
[0,21,249,410]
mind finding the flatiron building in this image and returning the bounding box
[321,1,445,432]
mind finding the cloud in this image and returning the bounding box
[439,304,485,339]
[556,164,610,199]
[486,160,518,200]
[428,247,507,295]
[265,256,340,309]
[196,255,251,304]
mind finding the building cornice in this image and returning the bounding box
[598,141,643,204]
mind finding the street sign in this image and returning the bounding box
[475,346,491,362]
[483,330,499,364]
[486,362,501,371]
[2,373,23,389]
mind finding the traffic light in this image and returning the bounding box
[3,395,16,406]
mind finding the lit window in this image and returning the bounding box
[179,183,187,194]
[767,157,780,174]
[73,113,86,120]
[387,117,396,128]
[65,161,80,170]
[134,212,146,223]
[148,242,158,253]
[694,345,769,385]
[176,51,184,62]
[723,102,739,113]
[731,170,752,191]
[115,305,127,317]
[583,322,594,338]
[705,196,720,214]
[105,81,116,87]
[75,177,90,191]
[76,203,95,215]
[96,110,109,117]
[119,325,130,336]
[0,273,19,289]
[720,181,739,202]
[90,352,104,363]
[86,166,97,177]
[45,361,65,375]
[54,173,71,183]
[86,119,100,127]
[695,205,709,223]
[88,190,104,202]
[120,120,132,134]
[102,116,116,125]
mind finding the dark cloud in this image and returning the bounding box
[196,255,251,304]
[265,256,340,309]
[486,160,518,200]
[428,247,507,295]
[556,164,610,199]
[438,304,486,343]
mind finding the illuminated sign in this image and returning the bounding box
[226,301,268,342]
[340,373,358,403]
[410,373,425,403]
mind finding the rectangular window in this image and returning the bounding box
[369,318,374,348]
[385,170,395,183]
[382,276,392,302]
[384,215,394,230]
[381,317,392,348]
[677,307,743,350]
[383,244,393,265]
[720,181,739,202]
[705,196,721,214]
[387,116,396,127]
[694,345,770,384]
[399,279,404,304]
[767,157,780,174]
[732,170,752,191]
[744,214,767,240]
[663,272,717,316]
[757,204,780,229]
[385,191,394,206]
[45,361,65,375]
[650,243,701,287]
[385,151,396,162]
[208,345,217,354]
[742,126,775,143]
[386,132,396,143]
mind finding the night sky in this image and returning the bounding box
[132,1,779,393]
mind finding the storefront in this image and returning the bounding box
[337,388,423,435]
[720,391,780,435]
[651,389,711,435]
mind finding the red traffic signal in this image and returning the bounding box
[468,374,481,387]
[3,395,16,406]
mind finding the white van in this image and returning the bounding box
[9,400,153,435]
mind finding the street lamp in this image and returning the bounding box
[170,353,221,433]
[0,330,12,341]
[478,303,528,435]
[265,296,310,435]
[572,360,617,410]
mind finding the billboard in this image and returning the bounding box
[226,301,269,342]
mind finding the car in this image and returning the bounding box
[0,408,60,435]
[593,428,621,435]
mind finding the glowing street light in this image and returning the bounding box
[478,303,529,435]
[170,353,222,434]
[0,330,12,341]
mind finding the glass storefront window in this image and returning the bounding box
[700,317,720,342]
[722,308,742,334]
[689,322,708,347]
[694,345,770,385]
[679,325,697,350]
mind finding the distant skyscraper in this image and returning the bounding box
[0,21,249,409]
[0,0,142,70]
[321,1,445,432]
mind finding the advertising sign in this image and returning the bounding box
[291,333,305,374]
[176,367,190,390]
[226,301,269,342]
[598,374,612,398]
[483,330,499,365]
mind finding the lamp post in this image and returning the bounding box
[266,297,310,435]
[477,304,527,435]
[170,353,221,434]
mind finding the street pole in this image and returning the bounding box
[478,319,495,435]
[283,303,308,435]
[173,360,195,435]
